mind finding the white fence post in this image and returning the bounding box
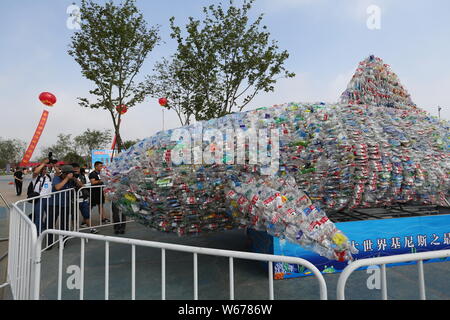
[337,250,450,300]
[7,203,37,300]
[417,260,426,300]
[161,249,166,300]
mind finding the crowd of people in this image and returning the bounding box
[13,158,127,245]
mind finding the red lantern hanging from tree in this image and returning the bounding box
[158,98,168,131]
[38,92,57,107]
[158,97,168,107]
[116,104,128,115]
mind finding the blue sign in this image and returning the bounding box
[91,149,113,168]
[247,214,450,279]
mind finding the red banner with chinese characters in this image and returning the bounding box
[20,110,49,166]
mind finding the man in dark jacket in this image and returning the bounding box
[13,167,24,196]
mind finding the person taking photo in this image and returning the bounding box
[29,158,54,233]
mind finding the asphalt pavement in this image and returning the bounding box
[1,174,450,300]
[34,221,450,300]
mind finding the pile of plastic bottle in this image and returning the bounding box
[103,56,449,262]
[341,55,416,109]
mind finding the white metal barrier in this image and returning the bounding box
[6,188,78,298]
[0,191,10,210]
[9,183,134,251]
[336,249,450,300]
[15,185,127,240]
[75,185,133,232]
[8,185,450,300]
[16,189,77,250]
[33,229,328,300]
[6,203,37,299]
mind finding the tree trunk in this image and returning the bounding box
[114,124,124,153]
[110,110,124,157]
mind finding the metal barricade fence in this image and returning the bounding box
[5,189,79,299]
[75,185,133,232]
[33,229,328,300]
[6,203,37,299]
[9,184,449,300]
[15,189,77,250]
[336,249,450,300]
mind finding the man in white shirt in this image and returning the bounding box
[31,159,54,234]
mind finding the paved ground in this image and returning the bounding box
[30,222,450,300]
[4,232,450,301]
[1,174,450,300]
[0,174,31,206]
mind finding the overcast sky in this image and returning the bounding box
[0,0,449,158]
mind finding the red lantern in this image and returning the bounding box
[116,104,128,115]
[158,98,168,107]
[39,92,57,107]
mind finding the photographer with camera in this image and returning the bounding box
[47,152,62,177]
[27,158,54,233]
[71,163,98,234]
[46,164,83,247]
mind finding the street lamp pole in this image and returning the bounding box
[438,106,442,121]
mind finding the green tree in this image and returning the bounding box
[122,139,140,150]
[40,134,75,160]
[164,0,294,121]
[147,58,196,126]
[68,0,161,152]
[63,151,86,165]
[74,129,112,163]
[0,138,26,168]
[41,134,87,165]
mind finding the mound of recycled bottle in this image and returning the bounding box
[341,55,416,109]
[103,56,449,262]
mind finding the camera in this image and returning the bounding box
[48,152,58,164]
[62,169,75,176]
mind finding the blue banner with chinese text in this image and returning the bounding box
[248,214,450,279]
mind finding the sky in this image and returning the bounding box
[0,0,449,159]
